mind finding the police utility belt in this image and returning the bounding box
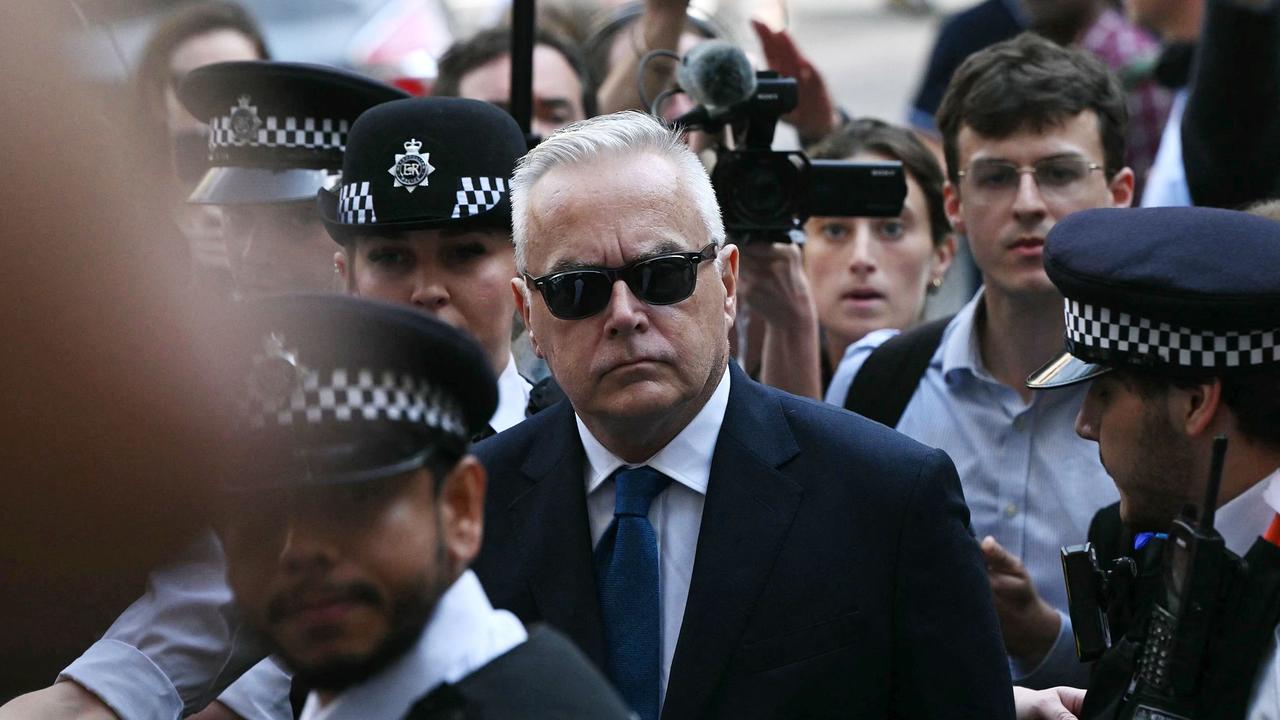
[1062,438,1280,720]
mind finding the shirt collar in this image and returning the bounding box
[939,288,992,383]
[1217,468,1280,555]
[490,353,531,434]
[577,365,731,498]
[299,570,527,720]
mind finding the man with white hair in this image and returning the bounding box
[470,111,1016,719]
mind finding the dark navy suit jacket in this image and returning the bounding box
[472,363,1015,719]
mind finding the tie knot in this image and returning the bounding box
[612,466,671,517]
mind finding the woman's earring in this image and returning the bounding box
[929,276,944,291]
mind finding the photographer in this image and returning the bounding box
[740,118,956,399]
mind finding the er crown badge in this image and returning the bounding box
[389,138,435,193]
[230,95,263,143]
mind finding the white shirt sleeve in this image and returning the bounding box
[58,531,271,720]
[216,659,293,720]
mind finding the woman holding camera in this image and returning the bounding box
[741,118,954,399]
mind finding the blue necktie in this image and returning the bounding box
[594,466,672,720]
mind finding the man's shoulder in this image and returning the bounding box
[433,625,630,719]
[755,379,947,471]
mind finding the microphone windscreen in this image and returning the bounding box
[675,40,757,114]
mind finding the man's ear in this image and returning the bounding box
[1174,378,1225,439]
[719,242,739,326]
[437,455,486,570]
[1108,167,1136,209]
[943,181,967,237]
[512,277,542,358]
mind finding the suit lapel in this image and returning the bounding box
[504,402,608,667]
[662,364,804,718]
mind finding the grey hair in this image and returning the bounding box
[510,111,726,274]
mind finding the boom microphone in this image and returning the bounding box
[675,40,757,117]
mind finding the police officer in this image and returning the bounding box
[1026,205,1280,718]
[179,61,408,298]
[217,293,630,719]
[318,96,561,434]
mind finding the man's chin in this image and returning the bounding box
[278,621,426,693]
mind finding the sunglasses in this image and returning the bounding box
[526,243,718,320]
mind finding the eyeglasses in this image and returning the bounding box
[525,243,718,320]
[957,156,1104,205]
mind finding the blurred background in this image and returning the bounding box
[65,0,964,127]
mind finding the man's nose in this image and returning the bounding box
[1011,171,1049,219]
[600,280,650,337]
[277,508,338,574]
[1075,391,1100,441]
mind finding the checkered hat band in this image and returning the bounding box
[1064,300,1280,370]
[339,182,376,224]
[246,368,465,436]
[210,115,349,151]
[451,176,507,219]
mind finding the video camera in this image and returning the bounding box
[667,42,906,241]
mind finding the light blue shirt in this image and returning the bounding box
[826,290,1119,688]
[1140,89,1191,209]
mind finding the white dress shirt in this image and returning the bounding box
[491,353,532,433]
[577,366,731,707]
[299,570,526,720]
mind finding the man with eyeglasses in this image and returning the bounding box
[469,110,1015,719]
[827,32,1134,691]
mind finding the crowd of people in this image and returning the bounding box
[3,0,1280,718]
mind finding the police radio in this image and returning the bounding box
[1120,435,1248,720]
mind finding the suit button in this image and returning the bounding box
[1004,503,1019,518]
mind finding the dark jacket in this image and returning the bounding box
[472,362,1014,719]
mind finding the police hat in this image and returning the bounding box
[226,294,496,490]
[1027,207,1280,389]
[179,61,408,205]
[317,97,527,242]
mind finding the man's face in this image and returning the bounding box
[1075,372,1196,530]
[457,46,585,140]
[945,111,1133,300]
[515,152,738,429]
[222,459,484,690]
[338,229,516,373]
[222,202,338,298]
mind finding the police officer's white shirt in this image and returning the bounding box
[1245,468,1280,718]
[57,354,533,720]
[491,354,531,433]
[298,570,526,720]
